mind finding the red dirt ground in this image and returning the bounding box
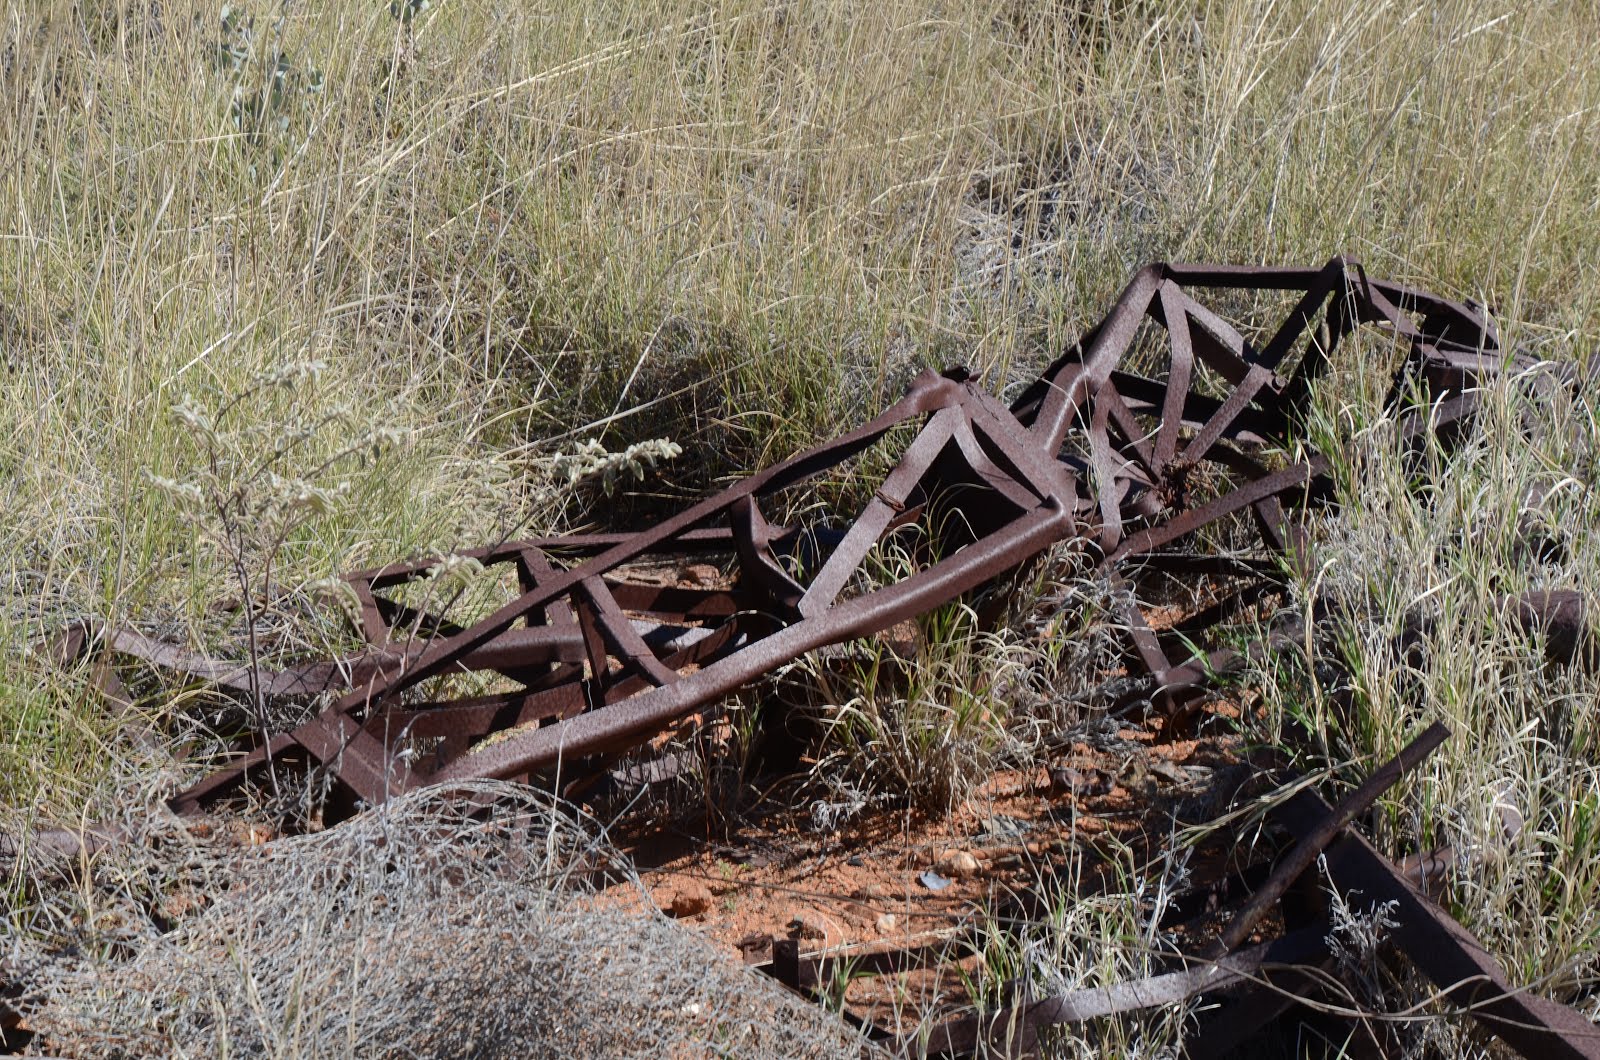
[593,710,1264,1032]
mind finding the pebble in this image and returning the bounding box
[1050,765,1113,797]
[876,913,898,935]
[665,883,712,918]
[1147,759,1189,785]
[936,849,981,878]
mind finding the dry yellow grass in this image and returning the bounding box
[3,0,1599,1054]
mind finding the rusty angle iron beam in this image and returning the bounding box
[1203,721,1451,959]
[1273,789,1600,1060]
[760,724,1597,1059]
[902,723,1451,1057]
[756,848,1463,1058]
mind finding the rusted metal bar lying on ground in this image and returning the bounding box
[888,725,1452,1057]
[1200,721,1450,960]
[53,257,1537,820]
[1504,590,1598,668]
[758,725,1599,1059]
[1271,790,1600,1060]
[770,907,1417,1057]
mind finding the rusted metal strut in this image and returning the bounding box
[757,725,1600,1060]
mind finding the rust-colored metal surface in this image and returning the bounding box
[33,258,1600,1058]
